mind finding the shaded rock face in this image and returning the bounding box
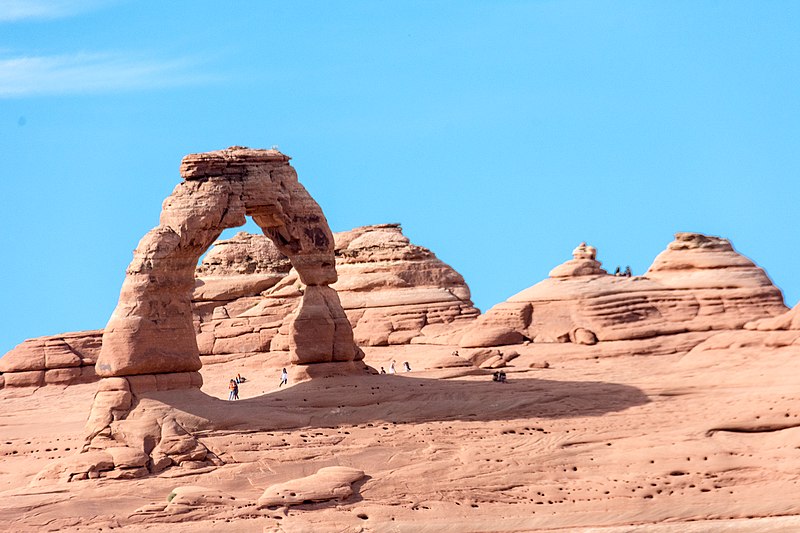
[459,233,787,348]
[193,223,479,357]
[95,147,357,378]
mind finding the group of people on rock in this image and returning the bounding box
[492,371,507,383]
[614,266,633,277]
[379,360,412,374]
[227,369,289,400]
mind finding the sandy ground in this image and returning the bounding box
[1,339,800,532]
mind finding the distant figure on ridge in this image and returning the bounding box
[279,368,288,387]
[403,361,411,372]
[614,266,621,276]
[380,367,386,374]
[624,265,632,277]
[389,361,396,374]
[228,379,239,400]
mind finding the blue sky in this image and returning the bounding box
[1,1,799,355]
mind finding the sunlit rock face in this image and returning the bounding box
[95,146,357,378]
[1,223,480,387]
[458,233,787,348]
[193,223,480,357]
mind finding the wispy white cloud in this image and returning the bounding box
[0,52,214,97]
[0,0,114,22]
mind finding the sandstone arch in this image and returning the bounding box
[95,147,358,378]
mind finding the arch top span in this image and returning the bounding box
[95,147,358,378]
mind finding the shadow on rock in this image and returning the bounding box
[145,373,650,433]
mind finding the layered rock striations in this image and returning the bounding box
[0,330,102,388]
[1,224,478,387]
[2,231,788,387]
[460,233,787,348]
[71,147,361,475]
[96,146,357,379]
[194,223,479,358]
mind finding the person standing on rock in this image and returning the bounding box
[279,368,288,387]
[228,379,238,400]
[403,361,411,372]
[389,361,396,374]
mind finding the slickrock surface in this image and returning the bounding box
[2,338,800,531]
[459,233,787,349]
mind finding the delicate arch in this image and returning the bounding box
[96,147,357,377]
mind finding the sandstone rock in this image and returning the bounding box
[108,418,162,454]
[44,340,82,369]
[195,231,292,277]
[32,451,114,485]
[570,327,598,345]
[462,348,504,367]
[97,377,131,392]
[100,465,149,480]
[106,446,150,468]
[1,331,103,374]
[0,339,46,372]
[549,242,607,278]
[84,388,134,439]
[427,354,474,369]
[746,303,800,332]
[459,326,524,348]
[166,486,237,510]
[460,233,787,348]
[257,466,365,507]
[43,367,82,385]
[77,365,98,383]
[194,223,479,359]
[95,147,355,378]
[153,417,209,465]
[289,285,356,364]
[4,222,479,386]
[3,370,45,387]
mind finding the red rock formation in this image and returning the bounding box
[95,146,357,379]
[0,330,101,387]
[459,233,787,348]
[1,224,478,387]
[194,223,479,357]
[67,147,363,477]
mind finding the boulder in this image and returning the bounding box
[257,466,365,507]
